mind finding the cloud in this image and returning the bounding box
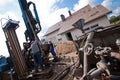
[27,0,70,39]
[110,7,120,16]
[0,0,69,57]
[0,14,9,57]
[0,11,25,57]
[73,0,96,11]
[29,0,69,28]
[101,0,112,9]
[0,29,9,57]
[0,0,14,6]
[113,7,120,16]
[101,0,120,17]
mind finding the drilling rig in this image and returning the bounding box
[0,0,70,80]
[0,0,49,79]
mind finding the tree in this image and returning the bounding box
[109,15,120,24]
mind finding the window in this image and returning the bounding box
[84,27,90,31]
[84,24,99,32]
[58,38,62,41]
[91,24,98,28]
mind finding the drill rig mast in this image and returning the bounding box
[18,0,41,42]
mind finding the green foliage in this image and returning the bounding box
[109,15,120,24]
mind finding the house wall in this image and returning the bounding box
[69,16,110,40]
[59,29,82,42]
[46,30,59,45]
[46,16,110,44]
[85,16,110,29]
[60,34,68,41]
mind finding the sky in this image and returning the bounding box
[0,0,120,57]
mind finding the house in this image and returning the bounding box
[45,4,111,44]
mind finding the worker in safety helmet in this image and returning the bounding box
[29,37,44,72]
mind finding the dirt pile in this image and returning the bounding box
[55,41,76,55]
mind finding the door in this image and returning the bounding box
[66,32,73,40]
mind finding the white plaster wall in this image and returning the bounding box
[60,33,68,41]
[46,16,110,44]
[70,16,110,40]
[85,16,110,29]
[46,30,59,45]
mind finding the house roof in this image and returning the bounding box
[45,21,62,36]
[45,4,111,36]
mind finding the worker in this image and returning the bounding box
[29,38,44,72]
[49,41,58,61]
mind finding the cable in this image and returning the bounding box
[53,63,75,80]
[0,18,8,28]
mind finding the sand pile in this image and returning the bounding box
[55,41,76,55]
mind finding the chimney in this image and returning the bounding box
[68,10,72,16]
[60,14,65,21]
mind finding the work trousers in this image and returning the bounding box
[33,51,44,71]
[51,48,56,57]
